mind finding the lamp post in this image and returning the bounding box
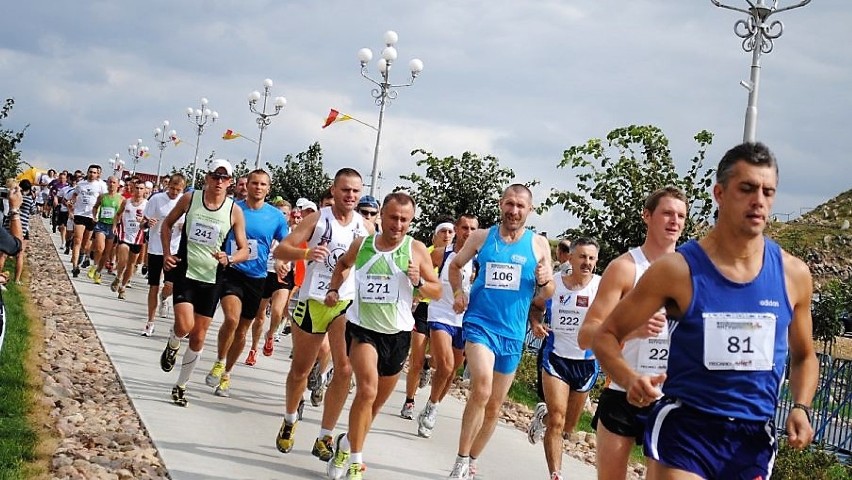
[127,139,149,176]
[108,154,125,177]
[186,97,218,186]
[711,0,811,143]
[153,120,178,188]
[357,30,424,197]
[248,79,286,170]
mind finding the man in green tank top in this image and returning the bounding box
[157,159,250,407]
[88,176,123,284]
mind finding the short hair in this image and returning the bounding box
[169,173,187,185]
[569,236,599,253]
[716,142,778,185]
[334,168,362,184]
[456,213,478,225]
[87,164,101,172]
[434,215,455,228]
[320,188,333,202]
[277,199,291,208]
[501,183,532,201]
[644,186,687,213]
[557,239,572,255]
[247,169,270,182]
[19,179,32,192]
[382,191,416,211]
[48,169,56,176]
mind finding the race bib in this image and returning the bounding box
[230,239,258,261]
[703,313,776,371]
[100,206,115,220]
[309,270,333,298]
[125,220,140,239]
[636,337,670,375]
[484,262,521,291]
[188,220,220,247]
[359,274,399,304]
[553,308,581,335]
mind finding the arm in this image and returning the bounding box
[92,193,104,220]
[531,234,555,309]
[274,211,325,262]
[577,256,633,350]
[113,199,127,234]
[0,187,24,254]
[223,206,249,265]
[431,246,446,269]
[409,240,442,300]
[783,253,818,450]
[448,229,487,313]
[161,193,192,269]
[528,301,549,339]
[323,237,364,307]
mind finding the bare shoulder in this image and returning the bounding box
[781,248,813,304]
[781,249,812,282]
[466,228,489,249]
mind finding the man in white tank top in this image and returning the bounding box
[576,187,687,480]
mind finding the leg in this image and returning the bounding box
[428,328,456,404]
[91,232,105,267]
[285,325,325,414]
[121,251,140,286]
[469,369,516,458]
[595,423,635,480]
[564,389,589,434]
[71,223,86,267]
[252,297,269,352]
[114,243,130,283]
[541,371,570,475]
[346,339,379,454]
[216,295,242,362]
[319,315,352,432]
[225,317,253,372]
[405,330,428,401]
[13,239,26,282]
[266,288,290,340]
[147,285,160,322]
[646,459,702,480]
[457,342,496,456]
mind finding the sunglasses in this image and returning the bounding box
[209,172,231,181]
[358,209,378,217]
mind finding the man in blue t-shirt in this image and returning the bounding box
[205,169,289,397]
[593,142,818,480]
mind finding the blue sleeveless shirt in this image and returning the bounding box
[464,227,537,343]
[665,238,792,421]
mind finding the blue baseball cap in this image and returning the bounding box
[358,195,379,209]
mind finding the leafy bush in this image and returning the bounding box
[773,442,852,480]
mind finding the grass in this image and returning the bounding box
[0,262,48,479]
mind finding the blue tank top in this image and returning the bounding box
[464,227,537,342]
[665,238,792,421]
[225,201,289,279]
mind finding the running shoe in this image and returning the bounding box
[206,361,225,387]
[308,360,322,390]
[141,322,155,337]
[158,298,170,318]
[551,472,563,480]
[81,257,90,268]
[245,349,258,366]
[126,281,133,289]
[310,384,326,407]
[419,357,432,388]
[282,325,291,336]
[214,375,230,397]
[346,463,363,480]
[528,402,548,445]
[262,336,274,356]
[160,343,179,372]
[64,245,70,255]
[418,403,438,438]
[117,287,126,300]
[110,277,120,292]
[311,434,334,462]
[87,266,96,279]
[171,385,187,407]
[72,266,80,278]
[273,333,282,343]
[469,461,478,479]
[297,398,305,420]
[400,401,415,420]
[93,272,102,284]
[141,265,148,276]
[275,419,298,453]
[448,460,470,479]
[326,433,350,480]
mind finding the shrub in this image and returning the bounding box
[773,441,852,480]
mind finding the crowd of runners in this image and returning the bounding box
[30,141,818,480]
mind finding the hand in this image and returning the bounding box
[163,254,180,271]
[213,251,229,266]
[785,408,814,450]
[147,218,159,228]
[324,290,339,307]
[531,321,549,339]
[275,261,291,280]
[407,260,421,287]
[7,187,22,210]
[535,262,552,287]
[307,244,330,262]
[626,373,666,407]
[452,291,468,314]
[640,311,667,339]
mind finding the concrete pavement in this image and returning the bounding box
[46,219,596,480]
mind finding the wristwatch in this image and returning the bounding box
[7,209,20,218]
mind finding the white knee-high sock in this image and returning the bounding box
[176,348,202,387]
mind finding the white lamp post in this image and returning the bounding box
[358,30,424,196]
[108,153,125,176]
[127,139,149,176]
[186,97,218,185]
[248,78,286,169]
[153,120,178,189]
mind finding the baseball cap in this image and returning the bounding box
[208,159,233,176]
[295,197,310,209]
[144,181,154,189]
[301,200,318,212]
[270,195,284,205]
[358,195,379,209]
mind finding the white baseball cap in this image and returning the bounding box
[144,181,154,189]
[301,200,318,212]
[295,197,310,208]
[208,159,233,176]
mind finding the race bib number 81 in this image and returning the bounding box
[485,262,521,291]
[703,312,776,371]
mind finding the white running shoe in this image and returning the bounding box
[400,401,415,420]
[141,322,155,337]
[417,403,438,438]
[528,402,548,444]
[158,298,171,318]
[448,460,470,479]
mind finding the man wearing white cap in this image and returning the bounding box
[158,159,250,407]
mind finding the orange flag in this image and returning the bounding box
[322,109,353,128]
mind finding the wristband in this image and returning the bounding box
[536,280,551,288]
[304,248,311,260]
[453,289,463,298]
[791,403,812,422]
[7,209,19,217]
[327,288,339,295]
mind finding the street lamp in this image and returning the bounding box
[127,139,149,176]
[357,30,424,196]
[108,154,125,176]
[186,97,218,185]
[711,0,811,143]
[153,120,178,189]
[248,78,286,169]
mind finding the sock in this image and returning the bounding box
[456,455,469,464]
[319,428,333,439]
[350,452,363,464]
[168,329,181,349]
[283,412,297,424]
[176,348,202,386]
[405,397,415,404]
[339,434,351,452]
[217,358,225,365]
[470,456,478,468]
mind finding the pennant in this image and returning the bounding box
[143,151,151,158]
[322,109,353,128]
[171,135,182,146]
[223,129,242,140]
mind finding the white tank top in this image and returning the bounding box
[611,247,670,392]
[427,246,475,328]
[118,198,147,245]
[299,206,368,302]
[550,274,601,359]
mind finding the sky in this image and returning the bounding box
[1,1,849,235]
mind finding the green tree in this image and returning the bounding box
[542,125,716,268]
[397,149,535,243]
[0,98,27,182]
[170,151,218,189]
[266,142,332,205]
[812,279,851,354]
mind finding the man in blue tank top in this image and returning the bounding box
[593,142,818,479]
[446,184,554,480]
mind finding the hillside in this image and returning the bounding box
[767,189,852,286]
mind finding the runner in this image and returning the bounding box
[593,142,818,479]
[446,184,554,479]
[205,169,288,396]
[49,171,68,236]
[575,186,687,480]
[555,239,572,275]
[158,159,249,407]
[88,176,122,284]
[325,192,441,480]
[273,168,372,461]
[527,237,601,480]
[110,178,148,300]
[416,214,479,438]
[140,173,187,336]
[68,165,108,277]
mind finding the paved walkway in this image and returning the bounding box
[46,220,596,480]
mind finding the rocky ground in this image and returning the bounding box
[24,217,642,479]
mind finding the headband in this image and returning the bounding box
[435,222,455,234]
